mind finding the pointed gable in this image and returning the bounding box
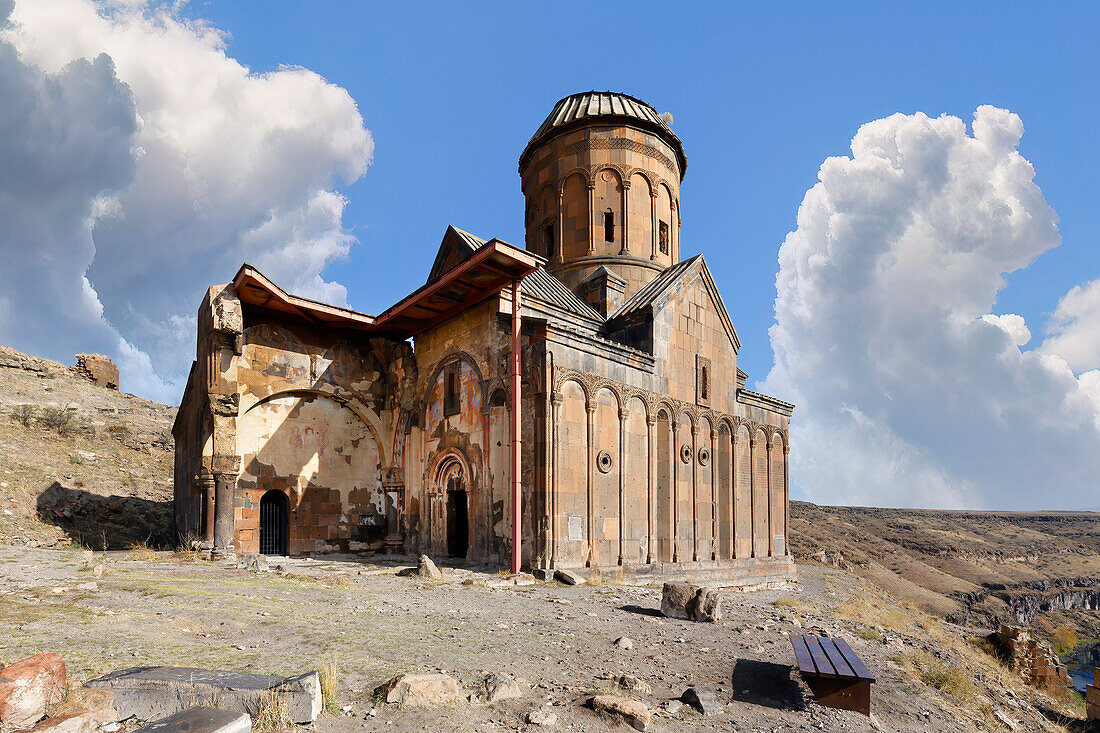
[605,255,741,353]
[426,225,488,285]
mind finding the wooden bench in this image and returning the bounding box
[790,633,875,716]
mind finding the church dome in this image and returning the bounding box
[519,91,687,178]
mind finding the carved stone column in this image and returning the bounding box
[212,469,236,558]
[731,427,739,559]
[555,191,564,264]
[649,189,658,261]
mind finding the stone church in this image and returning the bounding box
[173,91,795,583]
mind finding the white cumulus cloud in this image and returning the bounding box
[764,106,1100,510]
[0,0,372,402]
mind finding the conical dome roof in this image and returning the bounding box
[519,91,686,178]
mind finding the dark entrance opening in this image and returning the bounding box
[446,487,468,558]
[259,489,288,556]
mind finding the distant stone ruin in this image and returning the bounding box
[996,624,1072,695]
[72,353,118,391]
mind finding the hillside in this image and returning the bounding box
[0,345,176,549]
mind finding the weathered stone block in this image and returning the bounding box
[0,653,67,729]
[590,695,650,731]
[379,673,461,707]
[85,667,320,723]
[660,582,722,622]
[30,688,116,733]
[73,354,119,390]
[554,569,585,586]
[134,706,251,733]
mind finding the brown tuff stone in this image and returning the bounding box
[380,673,461,707]
[72,354,119,391]
[0,654,67,729]
[660,582,722,622]
[29,689,117,733]
[591,695,650,730]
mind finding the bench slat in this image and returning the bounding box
[819,638,857,679]
[804,635,838,678]
[790,634,817,675]
[833,637,876,682]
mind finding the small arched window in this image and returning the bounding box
[543,224,555,258]
[604,210,615,243]
[659,221,669,254]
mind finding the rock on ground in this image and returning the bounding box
[134,706,251,733]
[29,688,117,733]
[613,636,633,650]
[380,673,461,707]
[681,686,723,715]
[398,555,443,580]
[591,695,650,731]
[0,653,67,729]
[660,582,722,623]
[526,707,558,726]
[616,674,652,696]
[483,673,521,702]
[85,666,320,724]
[554,569,585,585]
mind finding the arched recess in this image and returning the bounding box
[536,184,558,259]
[655,184,674,266]
[675,413,694,562]
[561,172,589,261]
[627,172,652,255]
[734,423,752,558]
[593,387,620,567]
[770,432,786,556]
[593,167,623,255]
[556,380,588,566]
[717,421,733,559]
[655,409,673,563]
[237,390,383,556]
[622,397,648,565]
[752,428,769,557]
[424,354,484,437]
[696,416,714,561]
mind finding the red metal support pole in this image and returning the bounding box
[511,279,523,574]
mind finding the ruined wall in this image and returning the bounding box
[230,316,407,555]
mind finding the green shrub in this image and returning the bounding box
[39,407,78,435]
[10,404,37,427]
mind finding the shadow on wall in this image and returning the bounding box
[36,483,173,550]
[730,659,805,710]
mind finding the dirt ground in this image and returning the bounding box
[0,548,1084,733]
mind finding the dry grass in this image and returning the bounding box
[319,659,339,713]
[835,597,913,632]
[122,540,159,562]
[772,596,810,611]
[253,690,293,731]
[894,651,976,700]
[186,688,223,709]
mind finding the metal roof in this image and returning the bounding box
[519,91,687,177]
[521,267,604,323]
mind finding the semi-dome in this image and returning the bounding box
[519,91,687,178]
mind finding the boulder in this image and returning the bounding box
[591,695,650,730]
[134,707,251,733]
[483,673,521,702]
[660,582,722,623]
[681,686,723,715]
[28,689,117,733]
[84,666,320,723]
[554,569,586,586]
[616,675,651,696]
[0,654,67,729]
[379,673,461,706]
[613,636,633,650]
[397,555,443,580]
[527,707,558,726]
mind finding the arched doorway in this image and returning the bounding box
[446,474,468,558]
[433,451,471,559]
[259,489,288,556]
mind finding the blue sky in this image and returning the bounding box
[180,1,1100,390]
[4,0,1099,508]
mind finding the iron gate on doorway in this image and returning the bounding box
[259,489,288,556]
